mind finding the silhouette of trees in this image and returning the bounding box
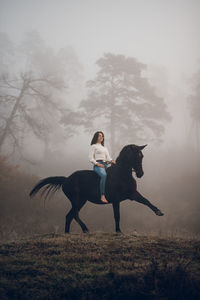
[78,53,171,156]
[0,31,82,160]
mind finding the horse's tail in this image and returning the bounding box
[29,176,67,199]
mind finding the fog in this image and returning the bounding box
[0,0,200,239]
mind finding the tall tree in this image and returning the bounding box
[79,53,171,156]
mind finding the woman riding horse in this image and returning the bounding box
[89,131,116,203]
[30,144,164,233]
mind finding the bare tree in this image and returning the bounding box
[0,31,82,160]
[0,72,66,152]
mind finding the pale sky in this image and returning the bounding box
[0,0,200,83]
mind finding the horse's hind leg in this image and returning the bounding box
[73,200,88,233]
[132,191,164,216]
[74,211,88,233]
[65,200,88,233]
[65,208,74,233]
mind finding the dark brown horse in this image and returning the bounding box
[30,144,164,233]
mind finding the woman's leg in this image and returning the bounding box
[93,165,107,200]
[99,168,107,195]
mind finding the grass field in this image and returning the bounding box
[0,233,200,299]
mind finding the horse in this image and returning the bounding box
[30,144,164,233]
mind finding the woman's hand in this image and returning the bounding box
[111,160,116,164]
[96,163,105,168]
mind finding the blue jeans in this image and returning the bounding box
[93,160,107,195]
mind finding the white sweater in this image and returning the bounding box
[89,143,112,165]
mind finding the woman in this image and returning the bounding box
[89,131,115,203]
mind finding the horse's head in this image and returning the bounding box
[116,144,147,178]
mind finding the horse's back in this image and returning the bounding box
[62,169,99,198]
[67,169,98,182]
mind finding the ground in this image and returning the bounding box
[0,233,200,299]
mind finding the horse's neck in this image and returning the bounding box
[115,159,132,177]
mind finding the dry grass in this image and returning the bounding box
[0,233,200,299]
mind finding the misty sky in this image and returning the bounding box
[0,0,200,83]
[0,0,200,149]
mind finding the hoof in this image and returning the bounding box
[116,230,123,234]
[155,209,164,216]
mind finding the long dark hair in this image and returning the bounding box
[90,131,104,146]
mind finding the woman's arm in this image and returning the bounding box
[105,147,112,162]
[105,147,116,164]
[89,145,97,165]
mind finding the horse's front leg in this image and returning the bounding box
[112,201,121,233]
[131,191,164,216]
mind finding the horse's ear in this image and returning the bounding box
[139,144,147,150]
